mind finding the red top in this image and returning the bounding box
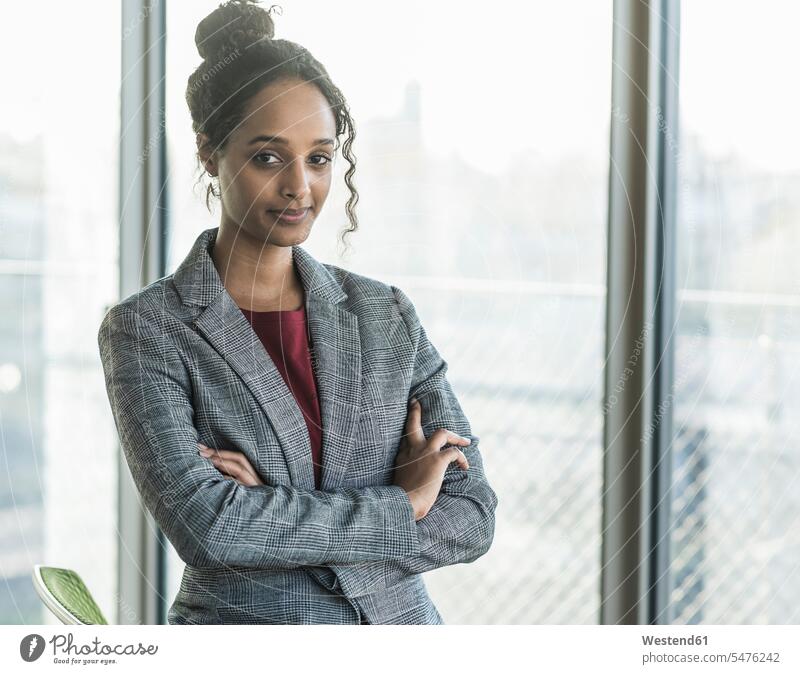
[239,304,323,490]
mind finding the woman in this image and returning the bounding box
[98,0,498,624]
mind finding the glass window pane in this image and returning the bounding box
[668,0,800,624]
[165,0,611,623]
[0,1,120,624]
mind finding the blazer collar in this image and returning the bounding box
[173,226,347,307]
[172,227,361,492]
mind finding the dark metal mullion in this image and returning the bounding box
[602,0,651,625]
[647,0,680,625]
[118,0,168,625]
[147,0,169,627]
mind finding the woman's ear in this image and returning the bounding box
[196,133,218,177]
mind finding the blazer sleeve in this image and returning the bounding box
[328,285,499,597]
[98,304,420,570]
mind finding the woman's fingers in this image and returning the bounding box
[220,459,260,486]
[449,447,470,471]
[424,430,470,470]
[198,443,263,486]
[404,399,473,451]
[214,458,256,486]
[435,446,470,472]
[210,452,248,481]
[430,427,472,451]
[402,399,472,463]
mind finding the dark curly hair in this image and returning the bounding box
[186,0,359,252]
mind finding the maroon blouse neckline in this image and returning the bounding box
[239,304,306,322]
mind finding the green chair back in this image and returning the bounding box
[31,565,109,625]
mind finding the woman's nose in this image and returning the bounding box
[279,156,311,199]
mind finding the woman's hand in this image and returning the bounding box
[198,443,264,486]
[392,398,471,521]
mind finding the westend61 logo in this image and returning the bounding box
[19,633,158,665]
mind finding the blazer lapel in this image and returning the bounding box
[172,227,362,492]
[304,293,361,491]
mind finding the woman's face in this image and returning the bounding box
[199,77,337,247]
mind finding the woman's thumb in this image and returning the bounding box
[405,398,426,444]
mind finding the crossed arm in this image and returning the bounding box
[97,285,497,594]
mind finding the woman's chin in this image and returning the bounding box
[262,222,313,246]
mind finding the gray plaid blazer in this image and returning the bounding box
[97,227,498,624]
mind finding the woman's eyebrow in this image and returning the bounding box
[248,134,334,146]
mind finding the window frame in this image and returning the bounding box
[118,0,169,626]
[116,0,683,625]
[601,0,681,625]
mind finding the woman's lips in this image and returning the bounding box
[268,207,310,223]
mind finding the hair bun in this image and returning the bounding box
[195,0,279,60]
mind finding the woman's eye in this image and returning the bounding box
[253,152,331,167]
[254,152,278,165]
